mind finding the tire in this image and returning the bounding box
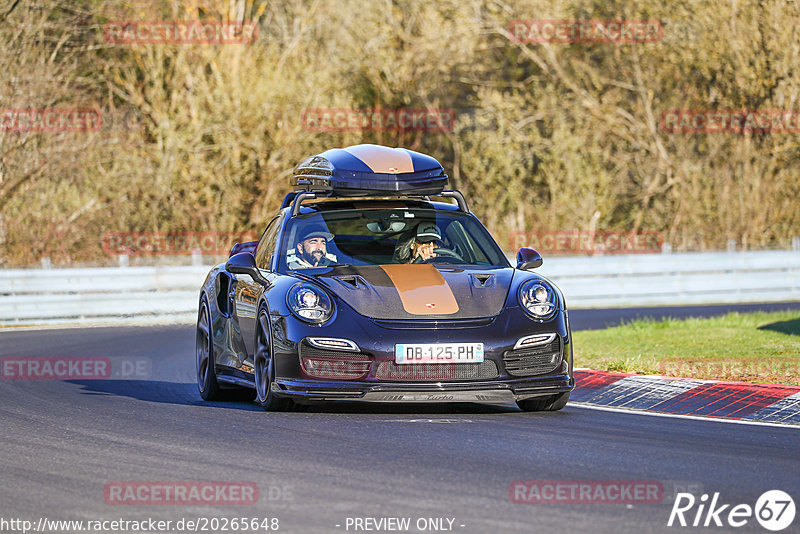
[196,294,223,401]
[254,306,289,411]
[516,391,570,412]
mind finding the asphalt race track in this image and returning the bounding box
[1,305,799,534]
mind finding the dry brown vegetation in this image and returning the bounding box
[1,0,799,266]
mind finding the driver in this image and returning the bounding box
[394,223,441,263]
[287,225,337,269]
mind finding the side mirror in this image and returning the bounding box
[229,240,258,257]
[225,252,270,287]
[516,247,543,270]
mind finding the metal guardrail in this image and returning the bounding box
[0,251,798,325]
[0,266,209,324]
[533,250,800,308]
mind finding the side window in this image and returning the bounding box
[444,220,489,264]
[255,217,281,270]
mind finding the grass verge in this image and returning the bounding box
[573,310,800,386]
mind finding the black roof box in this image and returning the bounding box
[291,144,448,196]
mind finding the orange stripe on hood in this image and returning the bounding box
[380,264,459,315]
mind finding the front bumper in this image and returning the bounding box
[273,374,573,403]
[268,299,574,404]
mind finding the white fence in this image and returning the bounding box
[0,251,799,325]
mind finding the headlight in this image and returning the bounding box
[519,279,557,319]
[287,283,333,323]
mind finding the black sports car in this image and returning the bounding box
[196,144,574,411]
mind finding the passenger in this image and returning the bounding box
[393,223,441,263]
[287,225,336,269]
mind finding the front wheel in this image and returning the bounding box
[516,391,570,412]
[254,307,289,411]
[196,295,222,400]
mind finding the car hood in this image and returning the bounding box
[313,264,514,320]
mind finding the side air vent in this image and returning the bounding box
[470,273,494,287]
[215,274,231,316]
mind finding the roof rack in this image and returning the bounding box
[290,192,318,217]
[287,190,469,217]
[438,190,468,212]
[284,145,470,216]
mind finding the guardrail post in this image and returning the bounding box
[661,242,672,254]
[793,236,800,252]
[726,239,736,252]
[41,257,51,269]
[118,254,129,268]
[191,249,203,266]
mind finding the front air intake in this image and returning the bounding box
[502,336,562,376]
[299,344,372,380]
[374,360,499,381]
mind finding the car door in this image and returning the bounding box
[234,215,282,360]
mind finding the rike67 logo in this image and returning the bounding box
[668,490,795,531]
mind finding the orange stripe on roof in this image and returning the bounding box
[343,144,414,174]
[380,264,459,315]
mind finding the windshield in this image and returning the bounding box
[279,208,509,271]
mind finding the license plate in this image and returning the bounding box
[395,343,484,364]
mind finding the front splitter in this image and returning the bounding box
[360,390,517,403]
[273,378,572,403]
